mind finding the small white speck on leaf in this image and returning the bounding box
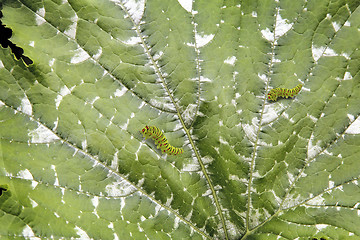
[224,56,237,66]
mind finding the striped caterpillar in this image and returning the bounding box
[267,84,303,101]
[141,126,184,156]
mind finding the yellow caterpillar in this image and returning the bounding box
[141,126,184,155]
[267,84,303,101]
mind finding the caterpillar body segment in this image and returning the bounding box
[268,84,303,101]
[141,126,184,155]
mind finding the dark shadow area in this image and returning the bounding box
[0,185,8,197]
[0,10,33,66]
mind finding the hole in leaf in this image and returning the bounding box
[0,10,33,66]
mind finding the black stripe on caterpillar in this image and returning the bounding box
[141,126,184,156]
[267,84,303,101]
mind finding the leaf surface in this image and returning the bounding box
[0,0,360,239]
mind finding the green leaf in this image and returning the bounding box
[1,0,360,239]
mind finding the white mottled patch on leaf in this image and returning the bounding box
[89,96,100,105]
[229,175,240,181]
[29,125,59,143]
[64,15,78,39]
[315,224,328,231]
[153,51,164,61]
[219,136,228,144]
[93,47,102,59]
[108,222,114,229]
[341,52,350,59]
[22,225,39,239]
[344,21,350,26]
[18,97,32,115]
[258,73,267,83]
[195,33,214,47]
[51,165,60,186]
[30,198,38,208]
[0,60,4,68]
[308,136,322,159]
[324,48,337,57]
[275,13,293,38]
[202,156,214,165]
[36,7,45,17]
[154,205,161,215]
[181,163,200,172]
[282,193,303,208]
[81,139,87,150]
[92,196,100,218]
[29,41,35,47]
[261,28,273,42]
[308,114,317,123]
[273,57,281,63]
[242,118,259,143]
[262,104,278,124]
[75,226,90,239]
[224,56,236,66]
[49,58,55,67]
[252,11,257,17]
[114,87,127,97]
[60,85,71,96]
[249,209,263,225]
[344,71,352,80]
[55,85,71,108]
[332,21,341,32]
[252,171,261,178]
[287,172,295,183]
[312,45,325,62]
[35,8,46,25]
[182,103,197,126]
[18,169,33,180]
[121,0,145,24]
[346,117,360,134]
[347,114,354,122]
[177,0,192,12]
[105,180,137,197]
[200,76,212,82]
[173,217,180,229]
[123,36,141,45]
[71,48,90,64]
[111,150,119,169]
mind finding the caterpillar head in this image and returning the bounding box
[141,125,150,134]
[267,89,278,101]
